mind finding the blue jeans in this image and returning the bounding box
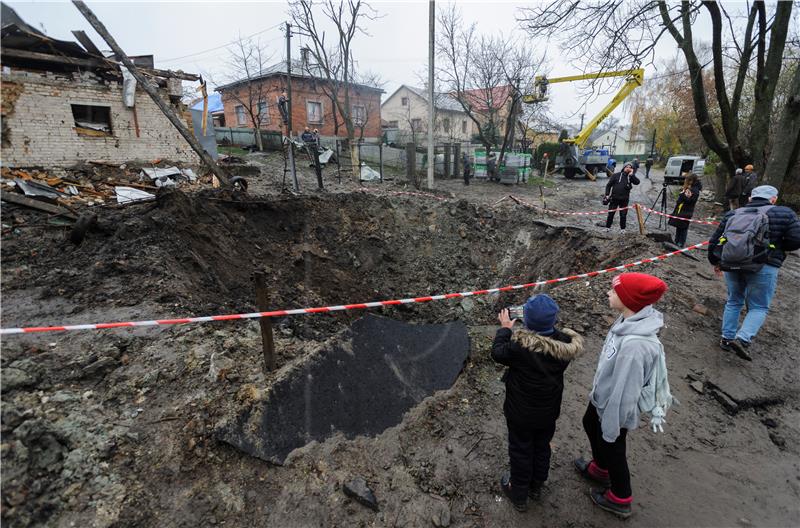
[722,265,779,343]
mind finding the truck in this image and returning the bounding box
[523,69,644,181]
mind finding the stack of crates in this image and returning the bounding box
[474,149,487,178]
[519,153,532,182]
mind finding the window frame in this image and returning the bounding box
[235,105,247,126]
[401,97,408,106]
[256,100,270,125]
[352,104,367,126]
[306,99,324,125]
[71,103,113,137]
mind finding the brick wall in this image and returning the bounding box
[219,76,382,139]
[0,71,199,168]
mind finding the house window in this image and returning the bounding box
[307,100,323,124]
[411,118,421,130]
[352,105,366,126]
[235,105,246,125]
[401,97,408,106]
[462,120,467,134]
[443,118,450,133]
[388,120,399,128]
[257,100,269,125]
[71,104,112,136]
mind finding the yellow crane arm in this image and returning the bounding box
[523,68,644,150]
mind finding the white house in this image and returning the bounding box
[381,85,474,144]
[592,125,650,160]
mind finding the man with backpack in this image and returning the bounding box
[574,273,674,519]
[708,185,800,360]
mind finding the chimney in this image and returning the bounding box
[300,47,310,70]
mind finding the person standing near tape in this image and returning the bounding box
[492,295,584,512]
[603,163,640,230]
[724,168,745,210]
[667,172,702,247]
[707,185,800,360]
[575,273,674,519]
[462,151,472,186]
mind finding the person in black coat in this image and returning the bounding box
[668,172,702,246]
[492,295,584,511]
[604,163,640,229]
[463,152,472,185]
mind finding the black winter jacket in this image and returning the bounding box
[668,181,702,229]
[491,327,584,426]
[708,197,800,268]
[605,171,640,200]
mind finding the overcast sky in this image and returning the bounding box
[7,0,712,128]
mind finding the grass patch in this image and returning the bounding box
[527,176,557,188]
[218,146,249,157]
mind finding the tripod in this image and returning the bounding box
[644,182,670,230]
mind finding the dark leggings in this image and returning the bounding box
[605,198,629,229]
[674,226,689,247]
[582,403,632,498]
[507,418,557,502]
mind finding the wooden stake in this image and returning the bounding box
[635,203,647,235]
[253,271,276,373]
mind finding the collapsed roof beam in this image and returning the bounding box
[0,47,200,82]
[70,0,230,186]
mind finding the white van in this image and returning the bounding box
[664,155,706,178]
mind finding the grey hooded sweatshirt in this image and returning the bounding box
[590,305,664,442]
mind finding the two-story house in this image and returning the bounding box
[381,85,475,144]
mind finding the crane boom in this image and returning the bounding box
[523,68,644,149]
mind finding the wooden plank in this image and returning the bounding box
[1,190,78,220]
[254,271,276,373]
[71,30,104,56]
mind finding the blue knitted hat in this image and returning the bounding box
[523,294,559,335]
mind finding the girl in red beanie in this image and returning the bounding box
[574,272,669,518]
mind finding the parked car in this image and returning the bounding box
[664,155,706,180]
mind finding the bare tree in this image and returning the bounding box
[289,0,380,179]
[518,1,797,197]
[220,34,273,151]
[437,5,543,164]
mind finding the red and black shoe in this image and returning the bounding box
[573,457,611,488]
[589,488,632,519]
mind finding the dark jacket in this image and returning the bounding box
[668,181,702,228]
[300,131,317,144]
[741,171,759,202]
[492,327,584,425]
[725,173,745,200]
[708,197,800,268]
[605,170,640,200]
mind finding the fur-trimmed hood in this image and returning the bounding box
[511,327,584,361]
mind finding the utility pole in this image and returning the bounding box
[71,0,230,186]
[286,22,298,191]
[426,0,435,190]
[579,113,585,130]
[650,129,656,158]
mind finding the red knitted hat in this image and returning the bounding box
[612,273,668,312]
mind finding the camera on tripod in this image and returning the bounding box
[663,175,686,186]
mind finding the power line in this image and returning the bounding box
[158,22,284,63]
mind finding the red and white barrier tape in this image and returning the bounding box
[0,242,709,335]
[509,195,632,216]
[639,206,721,225]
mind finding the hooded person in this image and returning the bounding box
[492,295,584,512]
[574,273,674,519]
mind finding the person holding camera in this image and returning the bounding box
[603,163,640,230]
[492,295,584,512]
[668,172,702,247]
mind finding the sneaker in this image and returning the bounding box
[730,338,752,361]
[573,457,611,488]
[528,480,544,500]
[719,338,734,351]
[589,488,632,519]
[500,472,528,512]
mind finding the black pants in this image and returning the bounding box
[463,171,470,185]
[674,226,689,247]
[582,403,631,498]
[506,417,557,502]
[605,198,629,229]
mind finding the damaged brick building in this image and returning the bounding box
[0,4,200,170]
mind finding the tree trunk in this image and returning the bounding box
[254,124,264,151]
[763,63,800,203]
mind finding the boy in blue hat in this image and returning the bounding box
[492,294,584,512]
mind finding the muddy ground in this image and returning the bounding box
[2,153,799,528]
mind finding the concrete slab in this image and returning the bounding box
[216,314,470,464]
